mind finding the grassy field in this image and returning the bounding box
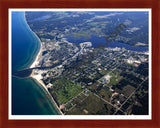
[66,92,116,115]
[107,72,122,86]
[49,78,83,105]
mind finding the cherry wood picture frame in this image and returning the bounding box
[0,0,160,128]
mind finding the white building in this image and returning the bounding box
[101,74,111,84]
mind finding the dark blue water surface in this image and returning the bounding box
[65,35,148,52]
[12,11,60,115]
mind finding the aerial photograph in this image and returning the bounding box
[11,9,150,117]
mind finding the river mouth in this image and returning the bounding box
[12,69,33,78]
[11,11,61,115]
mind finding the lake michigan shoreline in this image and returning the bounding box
[30,73,64,115]
[24,12,63,115]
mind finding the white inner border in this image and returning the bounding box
[9,8,152,120]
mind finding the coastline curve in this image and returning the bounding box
[24,12,63,115]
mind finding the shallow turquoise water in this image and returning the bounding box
[11,11,60,115]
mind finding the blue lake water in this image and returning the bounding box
[12,11,60,115]
[65,35,148,52]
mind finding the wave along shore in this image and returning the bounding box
[24,12,63,115]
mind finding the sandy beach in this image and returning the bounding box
[30,72,64,115]
[30,42,42,68]
[29,42,64,115]
[25,13,64,115]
